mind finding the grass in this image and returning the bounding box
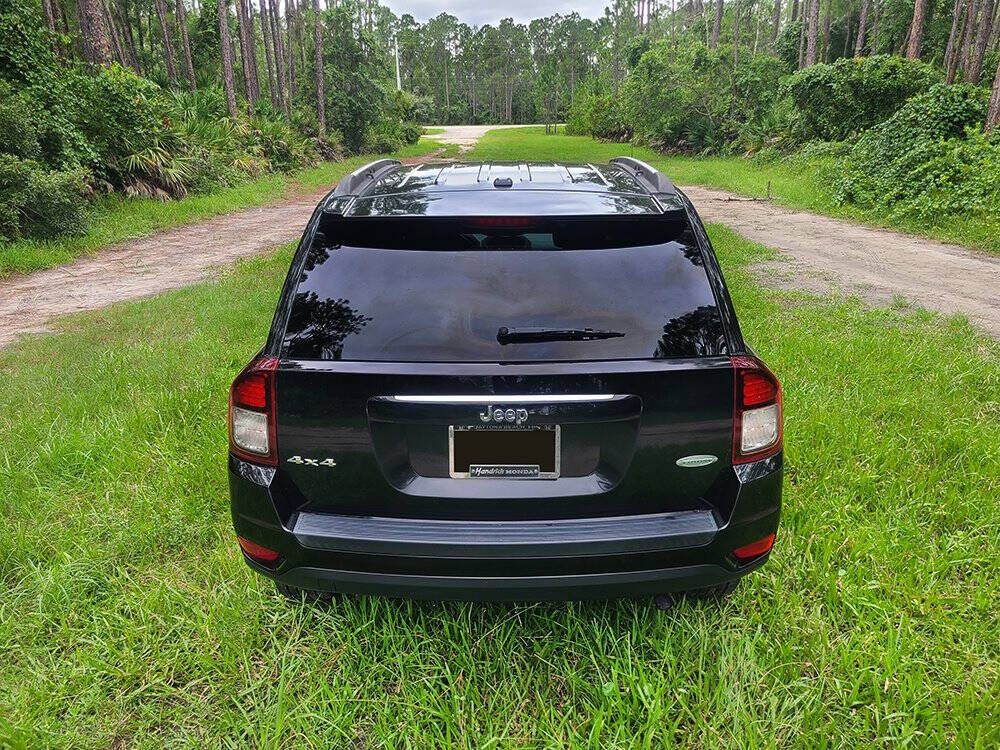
[468,127,1000,254]
[2,199,999,744]
[0,138,444,278]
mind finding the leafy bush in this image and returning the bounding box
[0,155,89,240]
[565,83,631,141]
[785,55,941,142]
[621,42,788,152]
[834,84,998,222]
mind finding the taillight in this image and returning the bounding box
[229,357,278,465]
[731,355,782,464]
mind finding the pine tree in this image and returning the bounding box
[218,0,239,117]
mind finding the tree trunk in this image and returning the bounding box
[78,0,113,64]
[805,0,819,65]
[944,0,966,71]
[771,0,782,43]
[118,2,140,69]
[987,54,1000,129]
[268,0,288,114]
[855,0,870,55]
[948,0,971,80]
[153,0,177,84]
[710,0,723,48]
[103,0,127,66]
[906,0,928,58]
[969,0,996,83]
[960,0,982,78]
[42,0,63,58]
[733,0,741,64]
[287,0,297,102]
[218,0,239,117]
[234,0,254,111]
[821,0,832,60]
[870,0,881,52]
[790,0,799,21]
[259,0,279,110]
[312,0,325,134]
[174,0,196,87]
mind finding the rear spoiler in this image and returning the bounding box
[609,157,684,211]
[321,158,401,215]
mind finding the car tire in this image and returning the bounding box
[274,581,336,604]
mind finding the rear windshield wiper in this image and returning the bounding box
[497,326,625,345]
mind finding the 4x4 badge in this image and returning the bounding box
[676,455,718,468]
[287,456,337,467]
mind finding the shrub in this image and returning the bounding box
[622,42,788,152]
[0,155,89,240]
[784,55,941,142]
[834,84,998,222]
[565,83,631,141]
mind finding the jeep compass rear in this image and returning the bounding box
[228,158,782,603]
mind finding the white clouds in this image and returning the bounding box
[385,0,607,25]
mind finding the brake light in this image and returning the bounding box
[237,535,280,563]
[464,216,536,228]
[731,355,782,464]
[229,357,278,465]
[732,532,775,560]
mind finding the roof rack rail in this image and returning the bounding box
[609,157,676,196]
[332,158,401,197]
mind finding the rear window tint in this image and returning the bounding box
[281,220,728,362]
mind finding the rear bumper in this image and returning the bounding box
[229,452,781,601]
[269,560,764,601]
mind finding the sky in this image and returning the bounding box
[384,0,609,25]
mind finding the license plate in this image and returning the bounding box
[449,425,560,479]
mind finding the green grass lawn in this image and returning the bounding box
[2,207,998,745]
[468,127,1000,254]
[0,138,443,278]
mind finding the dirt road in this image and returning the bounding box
[1,127,998,350]
[683,185,1000,336]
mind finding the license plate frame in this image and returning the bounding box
[449,425,560,479]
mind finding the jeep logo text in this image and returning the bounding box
[479,406,529,425]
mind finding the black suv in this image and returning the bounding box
[228,158,782,603]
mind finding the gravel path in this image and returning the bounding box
[1,128,998,350]
[683,185,1000,336]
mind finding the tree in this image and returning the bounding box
[313,0,325,134]
[153,0,178,85]
[906,0,928,58]
[988,55,1000,129]
[268,0,289,114]
[805,0,819,65]
[968,0,995,83]
[259,0,279,110]
[944,0,967,72]
[78,0,112,64]
[218,0,238,116]
[710,0,723,48]
[855,0,870,55]
[175,0,197,88]
[771,0,782,44]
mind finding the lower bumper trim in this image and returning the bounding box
[262,560,763,601]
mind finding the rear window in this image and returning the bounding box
[280,219,728,362]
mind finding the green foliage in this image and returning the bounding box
[835,84,998,223]
[565,81,631,141]
[621,42,789,153]
[323,7,390,153]
[0,155,88,240]
[785,55,942,142]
